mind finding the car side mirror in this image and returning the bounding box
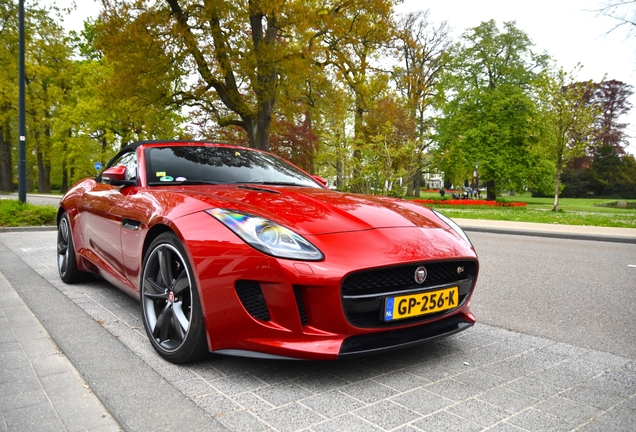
[313,175,328,187]
[102,166,136,187]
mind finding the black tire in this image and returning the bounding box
[140,232,209,363]
[57,212,93,283]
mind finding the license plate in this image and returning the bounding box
[384,287,459,321]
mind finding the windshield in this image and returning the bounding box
[144,145,322,188]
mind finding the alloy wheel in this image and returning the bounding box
[142,243,193,352]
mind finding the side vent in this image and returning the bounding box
[293,286,308,326]
[235,281,270,321]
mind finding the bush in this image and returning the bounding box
[561,168,592,198]
[0,200,57,227]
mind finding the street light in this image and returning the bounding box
[18,0,26,203]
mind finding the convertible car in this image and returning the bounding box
[57,140,479,363]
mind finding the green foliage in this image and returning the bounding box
[0,200,57,227]
[360,99,417,195]
[533,68,600,210]
[1,1,633,206]
[0,1,20,190]
[525,155,556,197]
[561,168,592,198]
[434,20,547,198]
[587,145,636,198]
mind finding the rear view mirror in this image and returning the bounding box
[102,166,136,186]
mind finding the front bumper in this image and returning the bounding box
[339,314,475,358]
[179,217,479,360]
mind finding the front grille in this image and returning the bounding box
[235,280,270,321]
[342,260,477,327]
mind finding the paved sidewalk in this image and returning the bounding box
[1,226,634,432]
[0,273,120,431]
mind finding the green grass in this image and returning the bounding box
[0,200,57,227]
[414,192,636,228]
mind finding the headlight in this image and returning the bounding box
[206,208,324,261]
[432,209,473,246]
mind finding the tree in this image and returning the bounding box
[269,113,318,173]
[0,0,18,191]
[316,0,396,192]
[0,1,75,192]
[392,10,451,196]
[587,143,636,197]
[40,16,188,190]
[590,79,633,153]
[95,0,320,151]
[616,153,636,197]
[360,97,417,196]
[535,69,600,211]
[595,1,636,36]
[25,7,74,193]
[435,20,548,199]
[589,143,624,195]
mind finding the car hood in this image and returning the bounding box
[168,185,446,235]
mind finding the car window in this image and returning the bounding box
[144,146,321,188]
[109,151,137,182]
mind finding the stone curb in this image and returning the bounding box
[0,225,57,232]
[462,226,636,244]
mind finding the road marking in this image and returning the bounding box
[629,265,636,268]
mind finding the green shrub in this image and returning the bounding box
[0,200,57,227]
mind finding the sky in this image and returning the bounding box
[397,0,636,155]
[45,0,636,155]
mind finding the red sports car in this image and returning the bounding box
[57,140,478,363]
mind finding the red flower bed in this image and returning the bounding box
[413,199,527,208]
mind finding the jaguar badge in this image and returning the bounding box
[414,266,427,284]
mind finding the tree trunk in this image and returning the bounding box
[61,130,71,193]
[37,117,53,193]
[553,165,562,212]
[409,168,422,197]
[37,149,51,193]
[61,158,68,194]
[33,129,49,193]
[486,179,496,201]
[350,103,365,193]
[416,168,422,196]
[0,125,13,191]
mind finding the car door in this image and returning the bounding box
[78,151,138,281]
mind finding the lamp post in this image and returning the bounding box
[18,0,26,203]
[474,163,479,195]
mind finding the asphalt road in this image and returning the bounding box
[469,232,636,359]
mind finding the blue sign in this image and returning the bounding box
[94,162,103,171]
